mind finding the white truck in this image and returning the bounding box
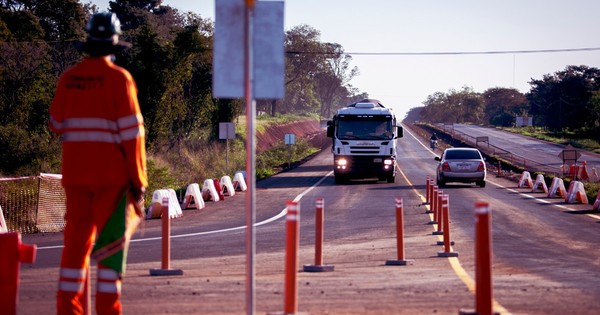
[326,99,403,183]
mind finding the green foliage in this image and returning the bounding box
[527,65,600,133]
[145,158,181,205]
[420,86,485,124]
[0,124,61,175]
[585,182,600,205]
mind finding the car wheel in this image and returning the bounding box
[477,180,486,188]
[437,178,445,188]
[387,175,395,183]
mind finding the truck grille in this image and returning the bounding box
[349,146,380,154]
[348,156,383,167]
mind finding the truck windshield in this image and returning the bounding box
[337,120,393,140]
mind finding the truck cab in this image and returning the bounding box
[326,99,403,183]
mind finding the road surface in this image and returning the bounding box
[19,127,600,314]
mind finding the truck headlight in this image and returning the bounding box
[336,158,347,170]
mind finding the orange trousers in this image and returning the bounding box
[57,185,128,315]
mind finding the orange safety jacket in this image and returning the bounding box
[49,56,147,189]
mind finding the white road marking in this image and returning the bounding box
[37,171,334,251]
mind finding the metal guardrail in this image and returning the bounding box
[438,124,563,176]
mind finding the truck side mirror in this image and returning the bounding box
[326,125,334,138]
[396,126,403,138]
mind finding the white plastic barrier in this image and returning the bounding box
[531,174,548,194]
[593,190,600,211]
[202,179,220,202]
[565,181,588,204]
[220,175,236,197]
[182,183,205,210]
[548,177,567,199]
[168,189,184,216]
[0,205,7,233]
[233,171,247,191]
[518,171,533,189]
[147,189,183,219]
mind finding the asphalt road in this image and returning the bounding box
[18,127,600,315]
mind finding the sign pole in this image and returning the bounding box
[244,1,256,315]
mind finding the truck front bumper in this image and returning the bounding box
[333,155,396,178]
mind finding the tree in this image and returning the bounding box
[314,42,358,118]
[420,87,484,124]
[527,65,600,132]
[280,24,326,116]
[109,0,163,30]
[0,1,61,174]
[482,87,528,127]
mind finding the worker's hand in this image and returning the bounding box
[130,186,145,201]
[130,186,146,217]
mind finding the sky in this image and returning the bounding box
[90,0,600,119]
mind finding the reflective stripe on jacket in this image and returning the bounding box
[49,56,147,188]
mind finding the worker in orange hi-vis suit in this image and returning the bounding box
[49,12,147,315]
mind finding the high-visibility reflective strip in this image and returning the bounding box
[60,268,85,279]
[120,126,144,141]
[98,269,120,281]
[395,198,403,208]
[62,131,121,143]
[117,113,143,129]
[97,282,121,294]
[59,281,84,293]
[62,117,118,131]
[315,198,324,209]
[49,116,63,130]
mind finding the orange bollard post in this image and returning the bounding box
[150,197,183,276]
[460,201,495,315]
[425,176,431,204]
[428,178,434,205]
[429,186,438,221]
[436,194,454,246]
[426,181,435,213]
[303,198,334,272]
[284,201,301,314]
[0,232,36,315]
[386,198,412,266]
[475,201,493,315]
[437,195,458,257]
[433,190,444,235]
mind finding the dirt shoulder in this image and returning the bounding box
[256,119,325,153]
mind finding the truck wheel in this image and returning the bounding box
[334,174,347,184]
[387,175,395,183]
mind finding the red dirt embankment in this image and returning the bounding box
[256,119,326,152]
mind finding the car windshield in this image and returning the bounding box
[445,150,481,160]
[337,120,393,140]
